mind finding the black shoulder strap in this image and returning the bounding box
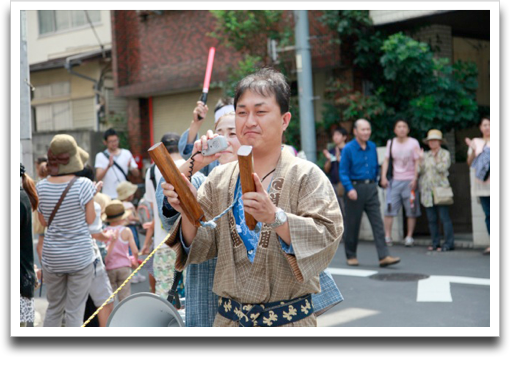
[150,164,157,189]
[104,150,128,181]
[47,176,79,228]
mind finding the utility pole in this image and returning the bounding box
[20,10,33,176]
[294,10,317,163]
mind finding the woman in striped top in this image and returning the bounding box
[36,135,97,327]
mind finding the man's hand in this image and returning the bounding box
[161,173,198,215]
[410,179,417,191]
[108,154,114,167]
[347,189,358,201]
[379,177,388,189]
[242,173,277,224]
[192,101,208,123]
[187,102,209,144]
[161,174,199,246]
[322,149,332,160]
[192,130,229,163]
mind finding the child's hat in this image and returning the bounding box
[94,193,111,212]
[102,200,131,222]
[116,181,138,201]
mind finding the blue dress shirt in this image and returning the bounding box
[339,139,379,192]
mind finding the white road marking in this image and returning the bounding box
[416,276,490,302]
[327,267,378,277]
[318,307,380,327]
[327,268,490,303]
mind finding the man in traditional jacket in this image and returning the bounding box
[162,68,343,327]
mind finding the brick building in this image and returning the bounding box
[110,10,344,163]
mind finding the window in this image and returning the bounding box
[33,82,70,100]
[35,102,72,131]
[38,10,101,35]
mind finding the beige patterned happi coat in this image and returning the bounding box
[166,148,343,327]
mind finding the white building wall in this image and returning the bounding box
[469,168,491,247]
[369,10,446,26]
[26,10,112,64]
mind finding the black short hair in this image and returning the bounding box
[36,156,47,165]
[394,118,409,129]
[74,164,95,181]
[104,128,118,141]
[214,97,234,113]
[334,127,348,137]
[161,132,180,154]
[234,68,290,114]
[480,116,490,125]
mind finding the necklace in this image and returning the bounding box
[261,168,276,182]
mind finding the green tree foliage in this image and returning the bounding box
[320,12,480,146]
[209,11,301,148]
[209,10,286,62]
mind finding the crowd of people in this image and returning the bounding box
[323,116,491,265]
[19,67,490,328]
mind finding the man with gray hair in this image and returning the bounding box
[339,119,401,267]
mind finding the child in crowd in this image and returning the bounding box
[116,181,140,221]
[116,181,146,283]
[116,181,141,246]
[87,192,116,326]
[102,200,140,302]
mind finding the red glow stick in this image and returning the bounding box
[202,47,216,94]
[197,47,215,120]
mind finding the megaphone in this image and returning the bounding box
[107,292,185,327]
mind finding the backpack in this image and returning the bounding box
[472,145,490,181]
[136,165,157,224]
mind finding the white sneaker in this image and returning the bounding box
[137,273,146,282]
[130,274,140,284]
[130,272,146,283]
[404,236,414,247]
[385,237,393,246]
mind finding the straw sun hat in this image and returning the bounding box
[116,181,138,201]
[102,200,131,223]
[46,134,89,176]
[422,129,448,145]
[94,192,111,213]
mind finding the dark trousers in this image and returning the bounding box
[425,205,454,249]
[479,196,490,235]
[343,182,389,260]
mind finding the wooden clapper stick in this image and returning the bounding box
[237,145,257,230]
[148,142,205,227]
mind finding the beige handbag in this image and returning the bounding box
[433,186,454,206]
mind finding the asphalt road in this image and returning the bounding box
[32,239,490,328]
[318,241,491,327]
